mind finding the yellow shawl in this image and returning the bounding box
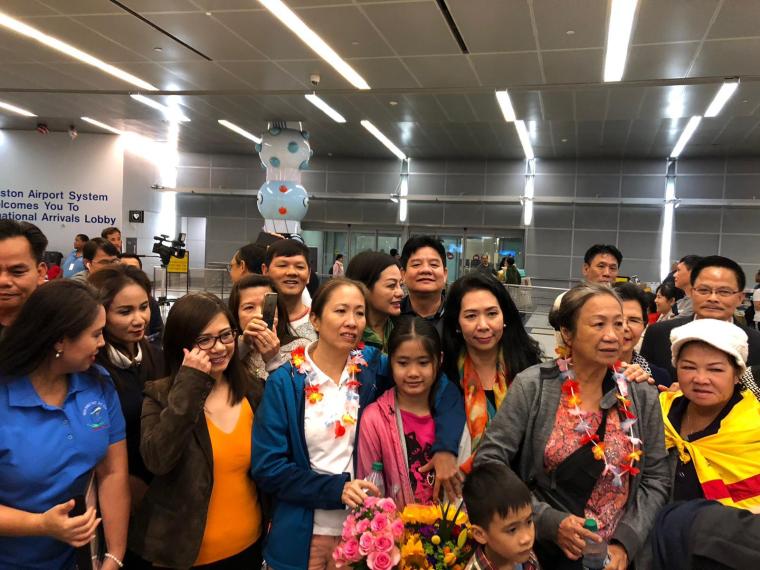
[660,389,760,509]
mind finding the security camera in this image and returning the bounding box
[310,73,321,87]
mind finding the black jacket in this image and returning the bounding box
[128,367,264,568]
[641,315,760,379]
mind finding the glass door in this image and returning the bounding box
[322,231,347,276]
[464,236,499,274]
[349,233,376,261]
[438,235,463,284]
[377,234,400,256]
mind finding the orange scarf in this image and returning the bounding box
[459,351,508,473]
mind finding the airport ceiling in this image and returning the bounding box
[1,0,760,159]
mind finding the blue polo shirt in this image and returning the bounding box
[0,366,126,569]
[61,249,85,278]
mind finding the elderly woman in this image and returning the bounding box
[614,283,671,387]
[660,319,760,509]
[475,283,670,570]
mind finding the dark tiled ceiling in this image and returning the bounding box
[0,0,758,159]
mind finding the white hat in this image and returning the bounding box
[670,319,748,374]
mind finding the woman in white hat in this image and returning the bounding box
[661,318,760,509]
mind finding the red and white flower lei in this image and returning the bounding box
[291,342,367,438]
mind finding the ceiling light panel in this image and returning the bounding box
[360,120,406,160]
[81,117,124,135]
[0,100,36,117]
[218,119,262,144]
[603,0,639,82]
[305,94,346,123]
[495,90,517,122]
[704,79,740,118]
[670,116,702,158]
[131,94,190,122]
[0,10,157,91]
[257,0,370,90]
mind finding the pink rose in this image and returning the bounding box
[370,513,389,533]
[359,531,375,555]
[367,549,400,570]
[343,538,361,562]
[356,518,371,533]
[342,517,356,541]
[390,518,405,539]
[332,545,346,566]
[374,534,394,553]
[378,498,396,513]
[364,495,379,508]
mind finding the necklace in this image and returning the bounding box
[555,347,643,487]
[291,342,367,438]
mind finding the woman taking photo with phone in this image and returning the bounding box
[0,280,129,570]
[129,292,265,568]
[88,265,165,509]
[252,278,465,570]
[228,274,308,379]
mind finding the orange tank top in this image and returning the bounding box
[194,398,262,565]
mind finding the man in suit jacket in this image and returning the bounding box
[641,255,760,379]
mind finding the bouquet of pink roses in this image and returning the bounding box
[333,496,404,570]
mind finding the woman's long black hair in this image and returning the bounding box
[441,273,542,387]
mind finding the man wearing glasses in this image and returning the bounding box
[641,255,760,379]
[70,237,120,282]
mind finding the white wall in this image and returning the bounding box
[0,131,123,253]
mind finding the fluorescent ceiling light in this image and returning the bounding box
[305,94,346,123]
[81,116,124,135]
[131,94,190,122]
[360,120,406,160]
[257,0,370,90]
[514,120,535,160]
[660,178,675,280]
[670,115,702,158]
[704,79,740,118]
[218,119,262,144]
[495,90,517,122]
[0,100,36,117]
[399,175,408,223]
[0,10,157,91]
[603,0,639,82]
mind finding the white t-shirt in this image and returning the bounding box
[753,289,760,322]
[303,344,356,535]
[290,308,317,342]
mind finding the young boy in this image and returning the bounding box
[463,463,540,570]
[262,238,317,341]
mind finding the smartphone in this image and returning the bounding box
[262,292,278,330]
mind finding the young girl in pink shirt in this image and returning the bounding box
[357,317,468,507]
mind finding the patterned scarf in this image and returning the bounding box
[459,351,508,473]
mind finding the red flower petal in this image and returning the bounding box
[334,421,346,438]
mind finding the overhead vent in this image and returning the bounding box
[109,0,213,61]
[435,0,469,54]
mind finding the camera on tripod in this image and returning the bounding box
[152,233,187,267]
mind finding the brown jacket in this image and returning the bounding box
[128,366,263,568]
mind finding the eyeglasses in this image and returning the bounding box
[195,329,237,350]
[692,286,740,298]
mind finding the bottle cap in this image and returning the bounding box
[583,518,598,532]
[372,461,383,471]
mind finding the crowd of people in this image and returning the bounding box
[1,218,760,570]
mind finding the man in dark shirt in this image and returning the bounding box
[399,235,447,336]
[641,255,760,379]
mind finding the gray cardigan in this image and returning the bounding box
[474,361,670,563]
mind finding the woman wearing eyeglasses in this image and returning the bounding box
[128,292,265,569]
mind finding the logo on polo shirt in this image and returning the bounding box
[82,400,109,431]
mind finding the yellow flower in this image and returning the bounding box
[444,552,457,566]
[401,536,429,569]
[457,529,468,549]
[592,443,606,461]
[402,504,439,526]
[627,449,643,462]
[437,504,469,525]
[431,535,441,545]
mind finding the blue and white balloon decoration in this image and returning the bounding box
[255,125,311,234]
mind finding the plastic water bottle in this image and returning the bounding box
[582,518,608,570]
[364,461,386,497]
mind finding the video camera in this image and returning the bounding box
[152,233,187,267]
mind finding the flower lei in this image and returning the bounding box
[555,346,643,487]
[291,342,367,439]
